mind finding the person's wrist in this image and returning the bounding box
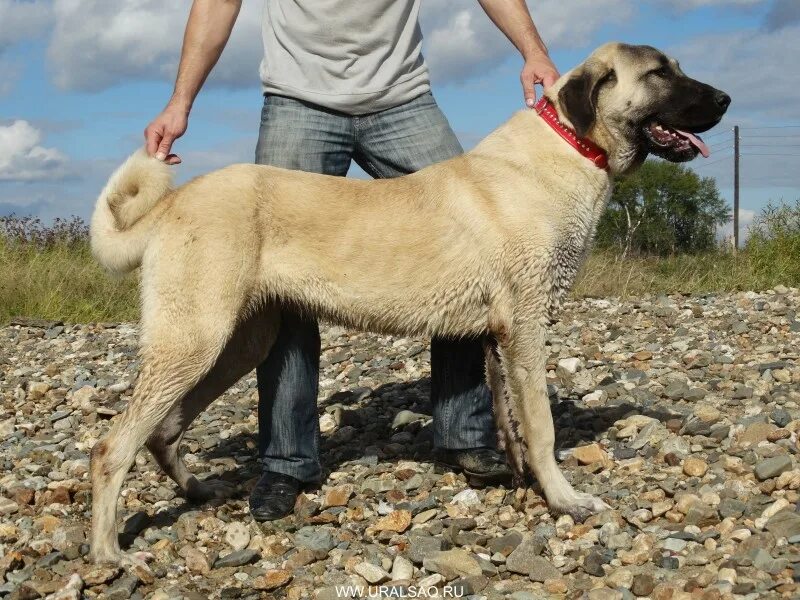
[167,95,192,116]
[522,45,551,64]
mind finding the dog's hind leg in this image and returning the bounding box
[484,337,527,484]
[145,309,279,502]
[498,317,610,521]
[89,317,235,569]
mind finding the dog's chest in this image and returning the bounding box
[545,198,606,316]
[546,232,589,315]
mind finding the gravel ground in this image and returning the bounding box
[2,289,800,600]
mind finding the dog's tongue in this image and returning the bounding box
[675,128,710,158]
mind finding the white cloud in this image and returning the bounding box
[674,23,800,121]
[47,0,262,91]
[421,0,635,84]
[664,0,764,8]
[764,0,800,31]
[718,208,755,244]
[46,0,633,92]
[0,120,70,182]
[0,0,52,51]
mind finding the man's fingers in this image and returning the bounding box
[542,71,560,91]
[522,71,537,108]
[156,132,177,162]
[144,126,162,157]
[165,153,182,165]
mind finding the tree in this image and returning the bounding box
[596,160,730,256]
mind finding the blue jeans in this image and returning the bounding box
[255,93,495,483]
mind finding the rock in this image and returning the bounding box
[423,549,482,581]
[406,534,444,565]
[683,457,708,477]
[391,556,414,581]
[224,522,250,551]
[322,484,354,508]
[319,413,337,434]
[354,562,390,584]
[451,489,481,507]
[253,570,292,591]
[528,556,561,582]
[104,576,138,600]
[572,443,609,465]
[213,549,260,569]
[79,565,120,585]
[3,294,800,597]
[373,510,411,533]
[631,573,656,597]
[487,531,523,556]
[557,357,582,377]
[754,455,792,481]
[0,497,19,516]
[295,526,336,559]
[391,410,428,429]
[766,510,800,539]
[506,533,547,574]
[738,422,775,446]
[619,534,654,566]
[605,568,633,590]
[584,549,613,576]
[588,589,623,600]
[47,574,83,600]
[184,547,211,574]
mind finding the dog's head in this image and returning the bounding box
[549,43,730,174]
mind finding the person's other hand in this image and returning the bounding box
[520,53,560,108]
[144,104,189,164]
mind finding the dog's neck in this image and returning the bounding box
[534,98,609,171]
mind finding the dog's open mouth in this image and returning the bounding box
[643,122,710,161]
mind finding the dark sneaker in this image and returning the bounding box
[249,471,302,522]
[434,447,513,487]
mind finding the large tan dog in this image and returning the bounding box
[89,43,729,567]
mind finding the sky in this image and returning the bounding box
[1,0,799,239]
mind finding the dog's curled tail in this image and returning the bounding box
[91,149,173,274]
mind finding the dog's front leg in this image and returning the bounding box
[497,317,610,521]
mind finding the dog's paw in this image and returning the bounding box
[185,477,237,502]
[91,550,155,580]
[550,491,611,523]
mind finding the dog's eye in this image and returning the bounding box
[649,67,669,78]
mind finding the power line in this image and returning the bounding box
[702,130,733,140]
[740,153,800,157]
[741,144,800,148]
[740,125,800,130]
[694,155,733,169]
[710,143,735,152]
[740,134,800,139]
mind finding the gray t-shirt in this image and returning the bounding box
[260,0,431,115]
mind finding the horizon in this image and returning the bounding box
[1,0,799,240]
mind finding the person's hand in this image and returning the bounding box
[144,103,189,164]
[520,53,560,108]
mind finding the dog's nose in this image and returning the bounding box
[715,91,731,110]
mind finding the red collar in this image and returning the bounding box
[535,98,609,171]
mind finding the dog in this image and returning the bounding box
[88,42,729,567]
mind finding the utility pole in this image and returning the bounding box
[733,125,740,252]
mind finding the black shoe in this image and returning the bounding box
[249,471,303,522]
[434,447,513,487]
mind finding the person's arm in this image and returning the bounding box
[477,0,560,107]
[144,0,242,163]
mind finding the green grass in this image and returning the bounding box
[574,247,797,298]
[1,237,797,325]
[0,239,138,324]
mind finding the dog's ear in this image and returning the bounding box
[558,61,613,137]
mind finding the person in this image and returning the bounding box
[144,0,560,521]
